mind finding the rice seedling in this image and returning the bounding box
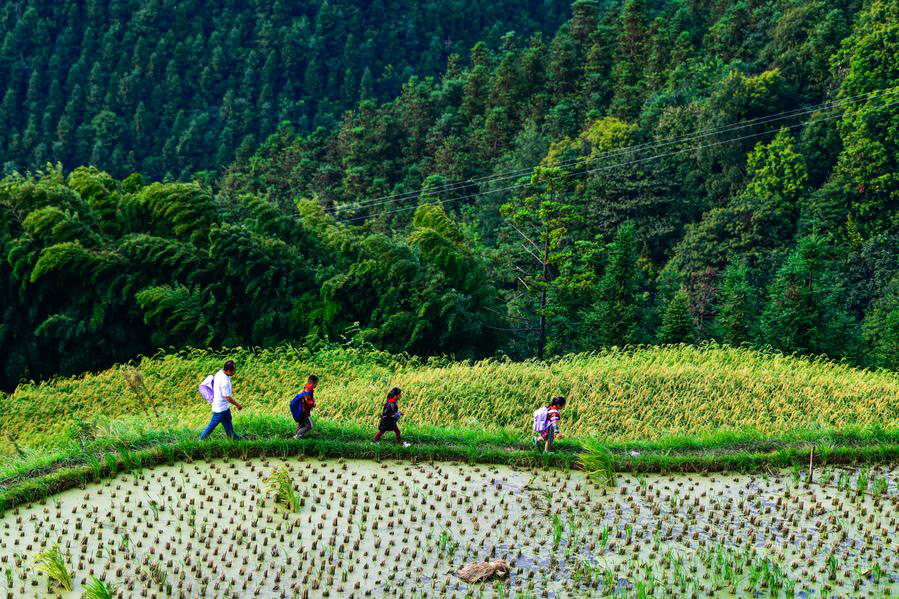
[551,513,563,550]
[82,576,115,599]
[579,440,615,486]
[264,467,301,512]
[32,544,73,592]
[564,516,579,559]
[142,558,167,588]
[856,467,870,496]
[438,530,460,558]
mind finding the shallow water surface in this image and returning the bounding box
[1,458,897,597]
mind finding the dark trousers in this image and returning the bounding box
[373,424,401,443]
[199,409,237,440]
[294,414,313,438]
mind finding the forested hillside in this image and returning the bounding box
[0,0,570,180]
[1,0,898,389]
[226,0,898,365]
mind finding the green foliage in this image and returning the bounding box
[0,1,570,180]
[714,260,757,346]
[591,223,645,347]
[760,236,859,361]
[499,165,580,357]
[0,169,501,389]
[1,0,897,385]
[134,285,217,348]
[862,276,899,370]
[657,290,697,344]
[832,0,899,238]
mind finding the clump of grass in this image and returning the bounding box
[580,439,616,486]
[551,513,564,550]
[82,576,115,599]
[437,529,459,558]
[143,559,167,588]
[33,544,73,591]
[264,467,301,512]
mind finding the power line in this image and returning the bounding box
[336,95,899,224]
[334,86,898,218]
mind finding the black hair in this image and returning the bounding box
[307,374,319,384]
[223,360,236,372]
[550,396,566,407]
[387,387,402,399]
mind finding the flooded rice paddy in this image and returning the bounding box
[1,458,897,597]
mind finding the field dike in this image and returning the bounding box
[2,457,897,598]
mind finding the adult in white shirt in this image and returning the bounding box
[198,360,243,440]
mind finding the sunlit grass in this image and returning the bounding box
[4,343,897,456]
[33,544,73,592]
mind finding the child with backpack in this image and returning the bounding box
[289,375,319,439]
[533,396,566,452]
[372,387,411,447]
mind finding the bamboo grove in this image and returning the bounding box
[0,170,501,388]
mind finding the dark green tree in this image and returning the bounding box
[609,0,649,119]
[713,260,756,345]
[759,235,859,360]
[590,222,645,347]
[657,289,697,344]
[862,276,899,370]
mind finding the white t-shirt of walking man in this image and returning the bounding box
[212,369,233,413]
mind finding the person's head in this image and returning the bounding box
[550,396,566,408]
[223,360,236,376]
[387,387,402,401]
[307,374,319,389]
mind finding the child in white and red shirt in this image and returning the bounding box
[540,396,566,452]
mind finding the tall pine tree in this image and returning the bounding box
[591,222,644,346]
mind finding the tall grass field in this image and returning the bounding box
[2,343,897,455]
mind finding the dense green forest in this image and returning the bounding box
[1,0,898,389]
[0,0,571,180]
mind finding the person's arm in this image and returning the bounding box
[222,380,241,411]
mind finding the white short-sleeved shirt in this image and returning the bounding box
[212,369,233,413]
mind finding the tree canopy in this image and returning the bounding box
[2,0,898,388]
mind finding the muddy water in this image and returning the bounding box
[0,458,897,598]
